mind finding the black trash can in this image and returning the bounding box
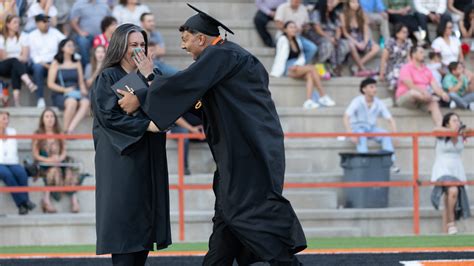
[339,152,393,208]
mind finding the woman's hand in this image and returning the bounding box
[133,49,154,78]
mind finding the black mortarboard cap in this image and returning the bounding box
[182,3,234,37]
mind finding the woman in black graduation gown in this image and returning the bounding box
[90,24,171,265]
[119,5,306,266]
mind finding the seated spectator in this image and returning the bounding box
[360,0,390,46]
[140,12,178,76]
[171,114,205,176]
[447,0,468,36]
[0,14,38,107]
[396,46,449,126]
[443,61,474,111]
[379,24,412,91]
[385,0,421,40]
[343,78,399,172]
[47,38,89,134]
[24,0,58,32]
[459,4,474,39]
[32,108,80,213]
[28,14,66,108]
[271,21,336,109]
[70,0,110,67]
[431,112,473,234]
[92,16,117,49]
[0,0,17,31]
[274,0,317,64]
[112,0,150,26]
[305,0,349,76]
[426,51,443,88]
[85,45,106,89]
[432,20,463,66]
[340,0,380,77]
[0,111,36,215]
[413,0,450,43]
[253,0,286,47]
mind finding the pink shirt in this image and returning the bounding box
[396,61,434,99]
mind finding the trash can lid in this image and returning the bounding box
[339,151,393,157]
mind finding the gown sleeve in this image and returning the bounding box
[141,46,237,130]
[92,70,150,155]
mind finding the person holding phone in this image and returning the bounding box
[90,24,170,265]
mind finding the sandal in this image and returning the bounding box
[24,79,38,93]
[447,222,458,235]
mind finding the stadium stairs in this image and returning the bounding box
[1,0,474,246]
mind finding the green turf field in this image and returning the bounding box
[1,235,473,254]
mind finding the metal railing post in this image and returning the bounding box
[177,137,185,241]
[412,136,420,235]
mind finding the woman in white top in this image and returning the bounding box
[431,20,463,66]
[112,0,150,26]
[270,21,335,110]
[0,111,35,215]
[0,15,38,106]
[24,0,58,32]
[432,112,473,234]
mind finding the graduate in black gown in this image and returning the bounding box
[118,5,306,265]
[91,24,171,265]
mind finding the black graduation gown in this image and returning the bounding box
[136,41,306,261]
[91,66,171,255]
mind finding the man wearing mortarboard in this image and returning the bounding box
[118,4,307,265]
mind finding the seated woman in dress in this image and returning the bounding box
[270,21,336,110]
[47,38,89,134]
[306,0,349,76]
[0,111,36,215]
[32,108,80,213]
[379,24,413,92]
[340,0,380,77]
[431,112,473,234]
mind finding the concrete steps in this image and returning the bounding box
[2,207,473,245]
[5,106,474,135]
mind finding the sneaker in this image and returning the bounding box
[26,201,36,211]
[449,101,457,109]
[319,95,336,107]
[18,204,28,215]
[448,224,458,235]
[36,98,45,108]
[469,102,474,112]
[303,99,319,110]
[391,165,401,174]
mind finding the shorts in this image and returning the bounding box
[396,92,430,112]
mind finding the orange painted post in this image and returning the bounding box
[412,136,420,235]
[177,137,185,241]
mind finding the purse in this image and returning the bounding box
[58,69,81,100]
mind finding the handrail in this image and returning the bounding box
[0,131,473,241]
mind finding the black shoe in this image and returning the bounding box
[18,204,28,215]
[184,168,191,176]
[26,201,36,211]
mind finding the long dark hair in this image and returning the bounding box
[319,0,337,24]
[35,108,64,153]
[440,112,460,142]
[101,23,148,72]
[436,18,453,38]
[463,4,474,36]
[54,38,77,64]
[343,0,366,35]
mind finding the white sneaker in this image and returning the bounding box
[36,98,45,108]
[449,101,457,109]
[391,165,401,174]
[448,224,458,235]
[319,95,336,107]
[303,99,319,110]
[469,102,474,112]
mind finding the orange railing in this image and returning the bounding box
[1,132,474,241]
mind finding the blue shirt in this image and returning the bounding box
[361,0,386,13]
[345,95,392,129]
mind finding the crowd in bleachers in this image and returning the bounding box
[261,0,474,113]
